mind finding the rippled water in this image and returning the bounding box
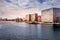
[0,21,60,40]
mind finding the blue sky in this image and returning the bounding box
[0,0,60,18]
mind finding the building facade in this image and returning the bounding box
[31,13,38,22]
[41,8,60,23]
[25,13,38,22]
[26,14,31,21]
[38,16,41,22]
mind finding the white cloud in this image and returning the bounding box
[0,0,60,18]
[0,7,41,18]
[0,0,60,9]
[41,0,60,10]
[0,0,41,8]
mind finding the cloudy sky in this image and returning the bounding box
[0,0,60,19]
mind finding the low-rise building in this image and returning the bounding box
[25,13,38,22]
[38,16,41,22]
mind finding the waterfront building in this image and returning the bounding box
[38,16,41,22]
[0,18,2,21]
[41,8,60,23]
[22,17,26,22]
[3,18,7,21]
[31,13,38,22]
[16,18,23,22]
[25,13,38,22]
[25,14,31,21]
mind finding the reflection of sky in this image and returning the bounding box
[0,0,60,18]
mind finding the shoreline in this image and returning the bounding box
[0,21,60,24]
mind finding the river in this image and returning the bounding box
[0,21,60,40]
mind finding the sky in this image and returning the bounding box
[0,0,60,19]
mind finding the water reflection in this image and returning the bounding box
[41,24,55,40]
[26,24,42,40]
[53,24,60,40]
[0,22,60,40]
[42,24,60,40]
[53,24,60,31]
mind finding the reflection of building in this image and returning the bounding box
[41,8,60,23]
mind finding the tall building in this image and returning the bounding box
[26,14,31,21]
[25,13,38,22]
[41,8,60,23]
[31,13,38,22]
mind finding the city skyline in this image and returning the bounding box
[0,0,60,19]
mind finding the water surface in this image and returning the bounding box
[0,21,60,40]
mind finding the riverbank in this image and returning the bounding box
[27,22,60,24]
[40,22,60,24]
[0,21,60,24]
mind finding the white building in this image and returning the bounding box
[41,8,60,23]
[25,14,31,21]
[31,13,38,22]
